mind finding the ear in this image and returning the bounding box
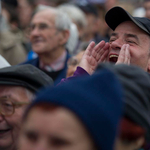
[58,30,70,46]
[147,57,150,73]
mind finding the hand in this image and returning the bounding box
[116,44,130,65]
[79,41,110,75]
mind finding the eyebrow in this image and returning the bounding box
[110,32,118,37]
[125,33,139,43]
[50,135,72,145]
[0,95,10,99]
[30,22,48,26]
[110,32,139,43]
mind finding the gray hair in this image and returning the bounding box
[57,4,87,28]
[25,89,35,101]
[35,5,71,31]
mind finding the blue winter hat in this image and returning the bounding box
[25,68,123,150]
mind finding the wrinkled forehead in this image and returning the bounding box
[0,85,28,100]
[26,106,89,134]
[32,9,56,21]
[113,21,150,38]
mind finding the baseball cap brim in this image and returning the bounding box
[105,6,150,35]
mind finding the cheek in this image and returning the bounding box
[129,47,145,59]
[18,134,31,150]
[11,109,25,131]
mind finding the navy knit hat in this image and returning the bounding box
[25,68,123,150]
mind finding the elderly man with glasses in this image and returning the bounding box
[23,7,71,85]
[0,64,53,150]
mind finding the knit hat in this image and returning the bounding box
[0,64,53,92]
[97,63,150,143]
[25,68,123,150]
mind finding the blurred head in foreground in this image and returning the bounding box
[18,65,123,150]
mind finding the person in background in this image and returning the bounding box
[57,4,87,40]
[0,64,53,150]
[67,50,85,77]
[0,0,27,65]
[75,1,106,44]
[57,4,86,54]
[66,42,89,77]
[143,0,150,19]
[22,7,71,85]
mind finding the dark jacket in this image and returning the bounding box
[22,51,70,85]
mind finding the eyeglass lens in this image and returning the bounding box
[0,99,14,116]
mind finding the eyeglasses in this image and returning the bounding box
[0,97,29,116]
[29,23,57,33]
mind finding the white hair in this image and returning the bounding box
[25,89,35,101]
[57,4,87,28]
[35,5,71,31]
[66,23,79,54]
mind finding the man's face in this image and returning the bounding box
[67,51,84,78]
[108,21,150,71]
[30,10,62,55]
[0,86,30,150]
[144,1,150,19]
[18,107,95,150]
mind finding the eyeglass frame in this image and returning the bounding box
[0,97,29,116]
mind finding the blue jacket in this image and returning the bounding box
[22,52,70,85]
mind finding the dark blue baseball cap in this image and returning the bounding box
[105,6,150,35]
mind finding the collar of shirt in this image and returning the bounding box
[40,51,67,72]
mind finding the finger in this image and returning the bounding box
[91,41,106,58]
[125,44,130,65]
[99,49,110,62]
[94,40,105,52]
[84,41,95,56]
[98,42,110,56]
[95,43,110,61]
[94,42,110,61]
[116,44,126,64]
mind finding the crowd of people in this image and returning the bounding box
[0,0,150,150]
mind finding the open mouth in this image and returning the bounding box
[0,129,11,134]
[109,54,118,63]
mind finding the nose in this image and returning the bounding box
[110,38,123,51]
[30,27,40,37]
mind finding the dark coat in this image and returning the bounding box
[22,52,70,85]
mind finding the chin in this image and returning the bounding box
[33,47,45,54]
[0,139,13,149]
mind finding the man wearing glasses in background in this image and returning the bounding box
[23,7,71,85]
[0,64,53,150]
